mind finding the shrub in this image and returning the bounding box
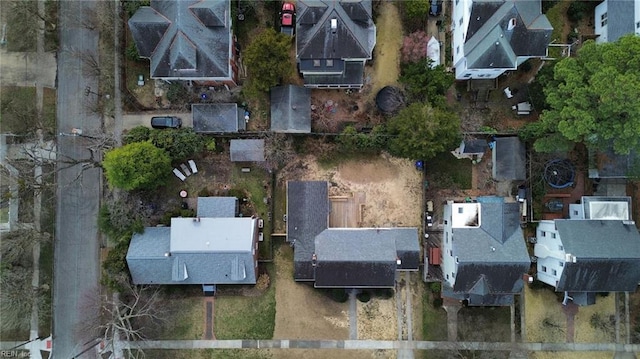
[356,291,371,303]
[330,289,349,303]
[123,126,151,144]
[125,43,140,62]
[429,282,442,293]
[432,298,443,308]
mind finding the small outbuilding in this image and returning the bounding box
[492,137,526,181]
[230,139,265,162]
[192,103,245,133]
[270,85,312,133]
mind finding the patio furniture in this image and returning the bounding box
[180,163,191,176]
[188,159,198,174]
[173,168,186,181]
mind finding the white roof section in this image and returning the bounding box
[427,36,440,68]
[170,217,256,252]
[583,196,632,220]
[451,203,481,228]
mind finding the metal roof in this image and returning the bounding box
[170,217,255,252]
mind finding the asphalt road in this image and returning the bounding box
[52,1,102,358]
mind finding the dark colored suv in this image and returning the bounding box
[151,116,182,129]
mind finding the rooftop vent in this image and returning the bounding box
[508,18,516,30]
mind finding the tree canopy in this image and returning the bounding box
[123,126,207,161]
[103,142,171,191]
[399,58,454,105]
[386,102,460,160]
[535,35,640,155]
[243,28,292,93]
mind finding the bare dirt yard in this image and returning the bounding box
[367,1,403,100]
[280,153,423,228]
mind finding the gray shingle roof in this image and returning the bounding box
[192,103,244,133]
[128,0,233,81]
[126,224,257,285]
[448,200,530,303]
[126,197,257,286]
[230,139,265,162]
[270,85,312,133]
[463,0,552,70]
[197,197,238,218]
[492,136,526,181]
[462,139,489,154]
[296,0,375,60]
[554,220,640,292]
[589,146,638,179]
[287,181,330,280]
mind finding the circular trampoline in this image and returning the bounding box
[544,159,575,189]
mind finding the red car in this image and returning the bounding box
[280,2,295,36]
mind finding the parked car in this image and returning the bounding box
[151,116,182,129]
[280,2,295,36]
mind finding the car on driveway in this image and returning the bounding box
[430,0,442,16]
[151,116,182,129]
[280,2,295,36]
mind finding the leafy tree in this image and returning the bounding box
[386,102,460,160]
[149,128,206,161]
[400,58,454,104]
[123,126,151,144]
[536,35,640,155]
[103,142,171,191]
[337,125,387,153]
[243,28,292,93]
[402,0,429,30]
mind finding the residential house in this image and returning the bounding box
[296,0,376,88]
[452,0,553,80]
[230,139,265,162]
[126,197,259,290]
[270,85,312,133]
[535,196,640,305]
[287,181,420,288]
[128,0,238,85]
[595,0,640,43]
[442,198,530,306]
[192,103,246,133]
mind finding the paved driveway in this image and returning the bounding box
[123,112,191,130]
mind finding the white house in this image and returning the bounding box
[452,0,553,80]
[595,0,640,43]
[534,196,640,305]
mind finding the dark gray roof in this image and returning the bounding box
[462,139,489,154]
[296,0,375,60]
[602,0,636,43]
[287,181,330,280]
[128,0,233,81]
[554,220,640,292]
[314,229,398,288]
[299,62,366,88]
[126,227,256,285]
[464,0,552,70]
[197,197,237,218]
[270,85,312,133]
[230,139,265,162]
[192,103,244,133]
[492,136,526,181]
[450,201,530,299]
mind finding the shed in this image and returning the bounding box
[452,138,488,160]
[230,139,265,162]
[492,137,526,181]
[192,103,245,133]
[270,85,312,133]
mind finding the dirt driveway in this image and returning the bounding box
[367,1,404,101]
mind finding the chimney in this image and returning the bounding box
[331,18,337,33]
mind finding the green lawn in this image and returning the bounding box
[231,165,273,259]
[214,265,276,340]
[545,1,571,59]
[0,208,8,223]
[422,289,448,341]
[427,152,472,190]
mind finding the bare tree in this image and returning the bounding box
[262,132,296,171]
[78,281,167,358]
